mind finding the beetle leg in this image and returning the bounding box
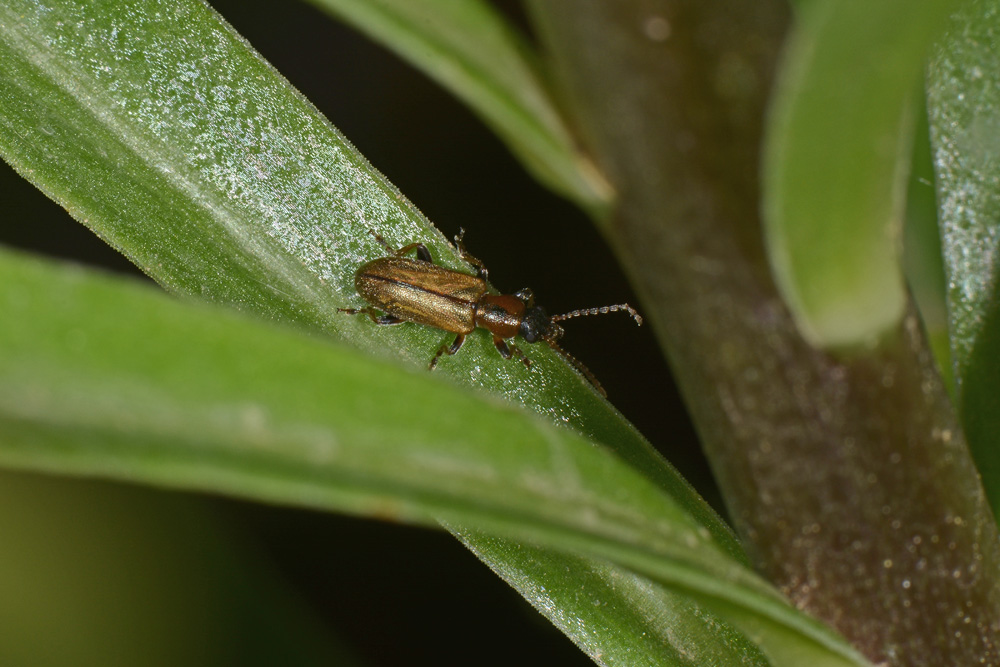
[395,243,433,263]
[493,337,532,369]
[337,307,404,326]
[453,228,489,281]
[369,230,395,253]
[368,230,433,263]
[429,334,465,370]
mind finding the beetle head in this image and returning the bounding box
[519,306,563,343]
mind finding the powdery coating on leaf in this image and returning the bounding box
[928,4,1000,375]
[29,0,417,302]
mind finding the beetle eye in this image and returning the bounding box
[519,306,550,343]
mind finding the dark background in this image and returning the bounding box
[0,1,716,664]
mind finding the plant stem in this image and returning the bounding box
[529,1,1000,663]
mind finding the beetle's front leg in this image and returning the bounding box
[454,228,489,281]
[337,307,404,326]
[395,242,433,263]
[429,333,466,370]
[368,229,433,263]
[493,337,532,369]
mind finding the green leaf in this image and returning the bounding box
[0,247,869,667]
[0,0,646,481]
[0,246,713,550]
[451,528,770,666]
[0,0,869,663]
[0,1,740,663]
[763,0,960,348]
[927,0,1000,515]
[303,0,613,215]
[0,0,736,546]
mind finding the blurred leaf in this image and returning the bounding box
[0,248,869,667]
[303,0,612,214]
[763,0,960,348]
[0,471,352,667]
[927,0,1000,516]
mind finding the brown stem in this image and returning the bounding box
[529,1,1000,663]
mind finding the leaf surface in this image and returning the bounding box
[927,0,1000,514]
[764,0,960,347]
[305,0,612,213]
[0,246,866,667]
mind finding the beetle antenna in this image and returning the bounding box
[545,338,607,397]
[551,304,643,326]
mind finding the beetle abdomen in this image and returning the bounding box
[356,257,486,334]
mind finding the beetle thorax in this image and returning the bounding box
[475,294,526,339]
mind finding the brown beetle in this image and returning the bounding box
[338,229,641,395]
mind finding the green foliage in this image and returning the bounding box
[0,0,868,665]
[763,0,960,347]
[927,0,1000,515]
[2,0,999,664]
[304,0,613,214]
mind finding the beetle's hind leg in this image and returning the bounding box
[429,334,466,370]
[493,337,532,369]
[337,306,404,326]
[367,229,433,262]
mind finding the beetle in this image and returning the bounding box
[338,229,642,395]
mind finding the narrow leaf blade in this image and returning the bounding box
[0,0,737,554]
[763,0,960,347]
[304,0,612,213]
[927,0,1000,513]
[0,2,750,662]
[0,247,869,667]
